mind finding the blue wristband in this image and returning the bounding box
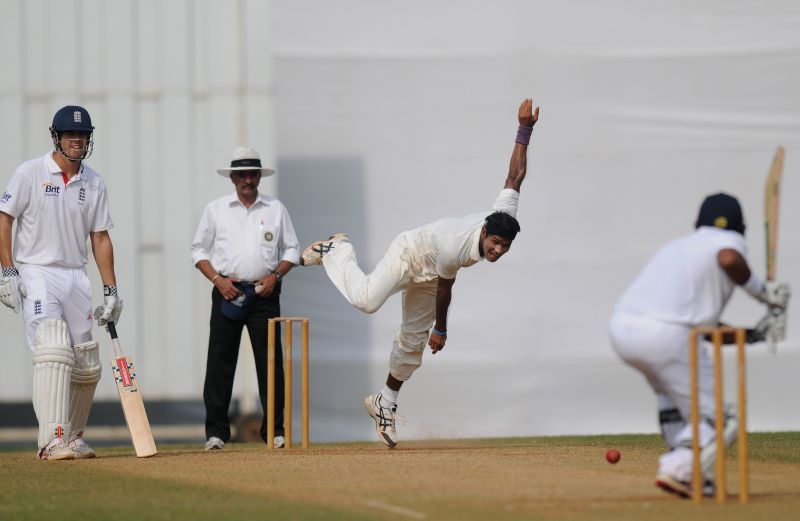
[432,327,447,337]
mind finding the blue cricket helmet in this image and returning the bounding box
[51,105,94,134]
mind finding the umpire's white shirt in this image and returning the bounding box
[614,226,747,326]
[191,192,300,281]
[403,188,519,281]
[0,152,113,267]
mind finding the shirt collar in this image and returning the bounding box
[44,152,61,175]
[226,191,270,208]
[45,152,84,182]
[469,226,484,262]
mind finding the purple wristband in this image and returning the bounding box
[515,125,533,145]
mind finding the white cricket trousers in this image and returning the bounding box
[609,311,718,445]
[18,264,93,349]
[322,237,437,381]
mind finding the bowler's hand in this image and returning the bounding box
[215,276,242,300]
[518,98,539,128]
[428,332,447,354]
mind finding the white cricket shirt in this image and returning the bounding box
[0,152,113,268]
[615,226,748,326]
[402,188,519,281]
[191,192,300,281]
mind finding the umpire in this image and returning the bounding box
[191,146,300,450]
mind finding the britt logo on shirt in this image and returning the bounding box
[33,299,43,315]
[78,187,86,203]
[42,182,61,197]
[1,191,11,203]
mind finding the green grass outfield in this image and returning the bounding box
[1,432,799,521]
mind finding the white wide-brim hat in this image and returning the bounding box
[216,146,276,178]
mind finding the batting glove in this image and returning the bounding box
[95,285,123,326]
[0,266,26,313]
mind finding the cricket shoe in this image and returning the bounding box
[299,234,349,266]
[655,474,715,499]
[38,438,76,461]
[205,436,225,450]
[68,436,97,459]
[273,436,286,448]
[364,393,399,448]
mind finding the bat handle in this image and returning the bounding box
[107,321,119,340]
[107,322,125,358]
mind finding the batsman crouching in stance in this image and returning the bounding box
[609,193,789,497]
[300,99,539,448]
[0,106,122,460]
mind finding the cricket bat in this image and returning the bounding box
[106,321,158,457]
[764,146,785,353]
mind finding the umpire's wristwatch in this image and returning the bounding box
[272,270,283,281]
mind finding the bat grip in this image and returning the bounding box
[107,321,119,339]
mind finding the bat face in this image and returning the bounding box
[764,146,784,281]
[112,355,157,457]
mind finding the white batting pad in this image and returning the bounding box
[69,340,102,441]
[32,319,74,449]
[701,412,739,478]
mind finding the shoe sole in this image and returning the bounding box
[364,396,397,449]
[39,452,76,461]
[655,478,690,499]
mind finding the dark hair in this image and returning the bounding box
[484,211,521,241]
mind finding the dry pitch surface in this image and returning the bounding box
[1,433,799,521]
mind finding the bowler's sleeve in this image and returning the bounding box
[492,188,520,217]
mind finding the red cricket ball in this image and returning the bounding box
[605,448,621,464]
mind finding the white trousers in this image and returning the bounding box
[19,264,93,348]
[609,311,719,446]
[323,238,437,381]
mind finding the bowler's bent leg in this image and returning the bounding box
[322,238,407,314]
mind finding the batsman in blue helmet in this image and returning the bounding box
[0,105,123,460]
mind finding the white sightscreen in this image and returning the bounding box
[272,0,800,439]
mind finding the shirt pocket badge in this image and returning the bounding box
[261,227,276,244]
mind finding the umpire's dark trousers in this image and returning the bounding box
[204,286,284,443]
